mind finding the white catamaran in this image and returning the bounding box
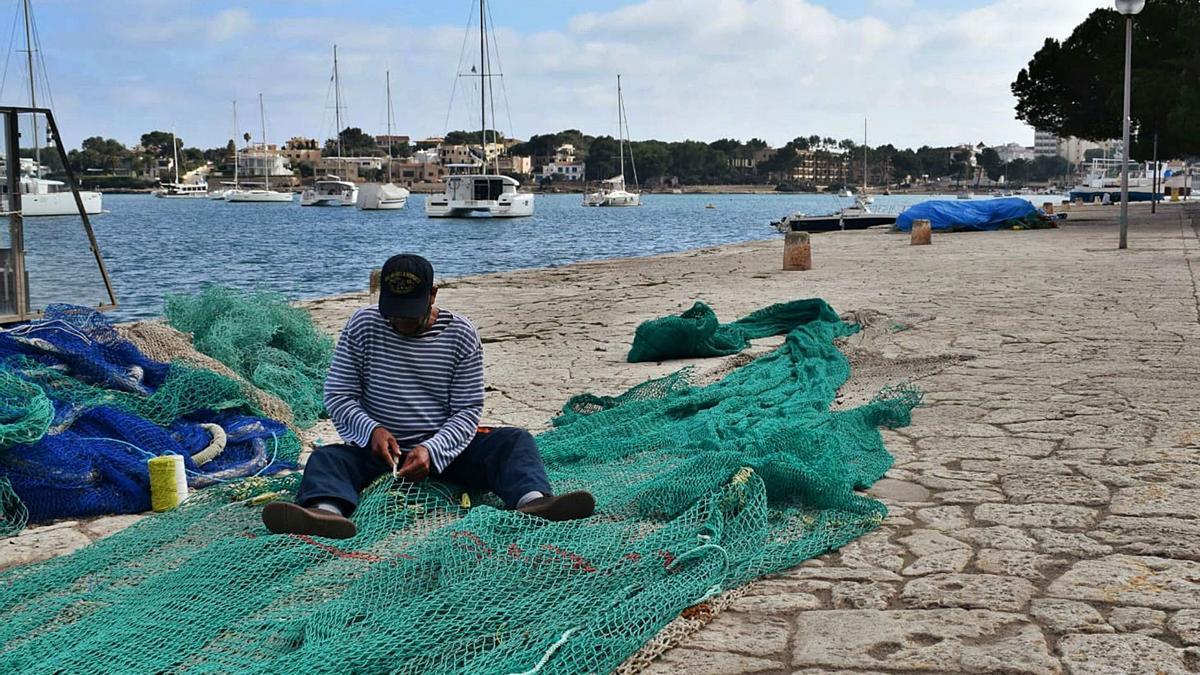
[302,45,358,207]
[426,0,533,218]
[357,70,409,210]
[584,74,641,207]
[227,94,293,203]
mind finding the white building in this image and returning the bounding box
[1034,130,1059,158]
[994,143,1036,163]
[540,144,585,181]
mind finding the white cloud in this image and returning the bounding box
[44,0,1106,150]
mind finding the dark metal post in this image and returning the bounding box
[1151,132,1158,213]
[45,110,116,308]
[5,111,26,318]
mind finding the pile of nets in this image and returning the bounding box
[0,305,300,525]
[165,286,333,428]
[0,300,917,674]
[627,298,840,362]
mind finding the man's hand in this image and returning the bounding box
[369,427,402,470]
[397,445,431,482]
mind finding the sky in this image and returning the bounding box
[0,0,1112,152]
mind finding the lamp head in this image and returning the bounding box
[1114,0,1146,15]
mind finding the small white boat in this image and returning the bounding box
[772,195,896,233]
[583,75,641,208]
[18,175,102,215]
[228,188,292,203]
[357,182,408,210]
[155,180,209,198]
[227,94,293,203]
[301,175,358,206]
[839,189,853,198]
[357,71,409,211]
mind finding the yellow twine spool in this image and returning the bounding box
[148,455,188,512]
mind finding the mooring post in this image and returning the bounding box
[911,219,932,246]
[783,231,812,270]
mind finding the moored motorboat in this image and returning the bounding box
[772,196,896,233]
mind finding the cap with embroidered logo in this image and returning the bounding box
[378,254,434,318]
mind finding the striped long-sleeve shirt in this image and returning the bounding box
[323,306,484,473]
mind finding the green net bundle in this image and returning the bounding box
[0,301,917,674]
[165,287,334,428]
[627,298,841,362]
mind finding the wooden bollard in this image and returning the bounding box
[369,269,381,303]
[910,219,931,246]
[1042,202,1054,215]
[783,231,812,270]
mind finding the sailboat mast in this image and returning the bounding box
[333,45,343,162]
[171,127,180,184]
[232,100,239,188]
[617,74,624,181]
[259,93,270,191]
[22,0,39,175]
[386,70,393,184]
[862,118,867,195]
[479,0,486,174]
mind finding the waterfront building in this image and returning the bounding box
[238,144,292,178]
[388,160,446,186]
[496,155,532,176]
[314,156,382,181]
[994,142,1036,163]
[1034,130,1059,158]
[282,137,322,166]
[374,134,410,148]
[539,144,585,181]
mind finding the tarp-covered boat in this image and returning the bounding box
[895,197,1040,232]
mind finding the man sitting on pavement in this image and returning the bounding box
[263,253,595,539]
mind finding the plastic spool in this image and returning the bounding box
[148,455,189,512]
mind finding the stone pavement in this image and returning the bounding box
[4,201,1199,674]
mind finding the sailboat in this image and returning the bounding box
[426,0,533,218]
[153,127,208,198]
[9,0,101,215]
[210,100,242,199]
[302,45,358,207]
[227,94,293,202]
[357,70,409,210]
[584,74,640,207]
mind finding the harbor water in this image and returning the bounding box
[34,192,1059,320]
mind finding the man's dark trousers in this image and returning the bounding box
[294,427,552,514]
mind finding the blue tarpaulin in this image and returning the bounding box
[895,198,1039,232]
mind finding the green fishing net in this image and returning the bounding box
[0,301,917,674]
[165,286,334,428]
[627,298,841,362]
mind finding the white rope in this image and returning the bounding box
[506,627,579,675]
[190,423,227,466]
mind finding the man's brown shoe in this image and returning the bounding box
[516,491,595,521]
[262,502,357,539]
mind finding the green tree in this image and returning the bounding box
[1013,0,1200,158]
[140,130,180,158]
[980,147,1003,182]
[325,127,379,156]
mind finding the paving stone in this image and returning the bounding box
[1110,486,1200,518]
[898,530,970,557]
[643,648,786,675]
[933,489,1006,504]
[1030,529,1114,557]
[782,567,902,583]
[867,478,931,503]
[900,573,1036,612]
[975,503,1098,529]
[913,505,969,531]
[974,549,1058,580]
[790,609,1058,674]
[1,525,92,570]
[1107,607,1166,635]
[1167,610,1200,645]
[1029,598,1113,634]
[915,435,1057,460]
[902,549,972,577]
[959,458,1075,477]
[1047,555,1200,610]
[730,591,822,614]
[837,533,904,573]
[1000,474,1110,506]
[830,581,897,610]
[956,526,1038,551]
[1092,516,1200,560]
[682,612,791,657]
[1058,634,1189,675]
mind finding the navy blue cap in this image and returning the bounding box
[379,254,434,318]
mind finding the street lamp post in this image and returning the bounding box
[1115,0,1145,250]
